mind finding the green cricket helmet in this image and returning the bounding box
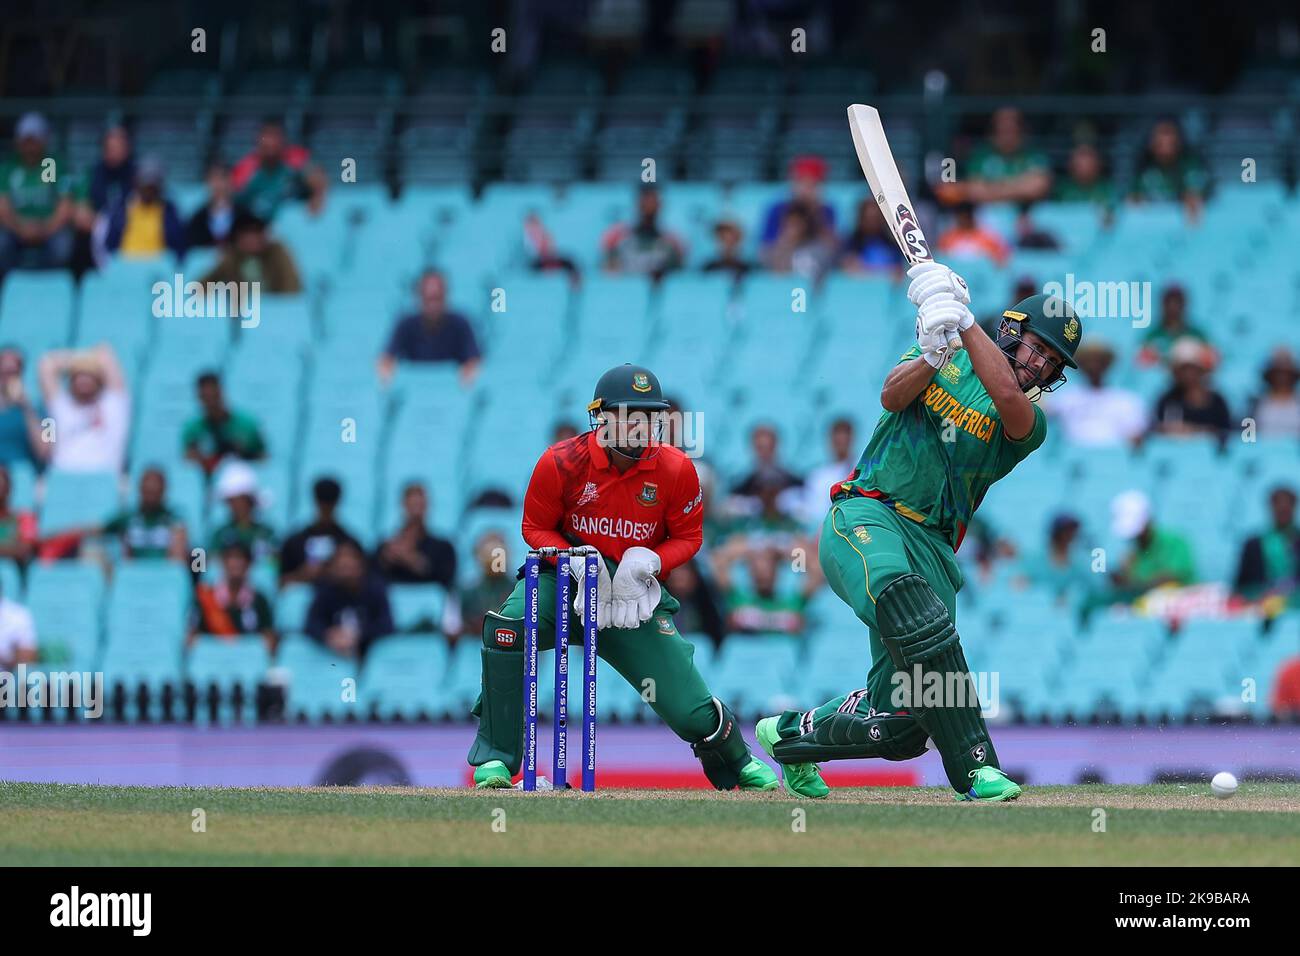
[588,364,670,460]
[588,363,670,415]
[995,293,1083,395]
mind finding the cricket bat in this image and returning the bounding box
[847,103,962,351]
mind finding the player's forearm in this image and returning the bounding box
[960,322,1034,435]
[880,357,937,412]
[653,534,700,577]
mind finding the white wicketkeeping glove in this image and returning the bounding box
[916,294,975,336]
[609,546,662,630]
[570,550,613,630]
[907,261,971,308]
[916,316,960,368]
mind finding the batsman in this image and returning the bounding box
[757,263,1082,801]
[469,363,778,791]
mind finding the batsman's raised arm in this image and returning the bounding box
[959,320,1035,440]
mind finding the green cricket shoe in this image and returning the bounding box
[737,756,780,791]
[755,716,830,799]
[956,766,1022,802]
[473,760,514,789]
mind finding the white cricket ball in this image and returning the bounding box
[1210,772,1238,799]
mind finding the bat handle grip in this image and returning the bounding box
[946,331,964,352]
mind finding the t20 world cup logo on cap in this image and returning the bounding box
[893,203,930,261]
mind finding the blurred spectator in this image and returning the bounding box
[185,162,236,249]
[801,417,856,524]
[1046,341,1146,446]
[1138,285,1212,367]
[458,530,515,639]
[522,210,578,281]
[761,202,836,280]
[201,211,302,293]
[1130,119,1209,217]
[664,558,725,647]
[711,544,814,636]
[0,464,37,564]
[1245,348,1300,439]
[1110,490,1196,594]
[839,200,904,276]
[102,467,187,561]
[1151,338,1231,441]
[0,346,50,468]
[306,539,393,659]
[962,516,1019,586]
[375,482,457,586]
[38,344,130,473]
[760,155,836,250]
[103,156,186,259]
[87,124,136,215]
[551,422,580,444]
[1270,653,1300,717]
[731,424,802,508]
[1014,514,1094,602]
[1013,203,1060,250]
[0,578,36,669]
[1233,486,1300,601]
[280,477,362,586]
[208,462,278,566]
[231,117,325,220]
[936,202,1010,266]
[1054,143,1115,208]
[948,107,1051,205]
[701,219,753,281]
[0,113,75,276]
[465,488,514,511]
[182,371,267,476]
[600,186,684,279]
[378,270,481,385]
[188,541,275,651]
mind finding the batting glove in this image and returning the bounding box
[916,294,975,336]
[907,261,971,308]
[916,317,959,368]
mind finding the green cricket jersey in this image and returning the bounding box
[1,155,72,218]
[833,345,1047,549]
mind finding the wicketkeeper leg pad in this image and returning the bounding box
[466,613,527,772]
[875,573,999,791]
[691,697,752,790]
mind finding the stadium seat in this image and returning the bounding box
[186,637,271,725]
[359,633,449,720]
[275,584,314,634]
[0,272,74,354]
[26,561,106,666]
[709,634,802,717]
[278,633,363,722]
[388,583,448,632]
[40,469,121,532]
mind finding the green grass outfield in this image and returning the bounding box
[2,781,1298,865]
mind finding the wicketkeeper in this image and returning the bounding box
[756,263,1083,801]
[469,363,778,792]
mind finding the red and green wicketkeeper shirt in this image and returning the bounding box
[522,431,703,573]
